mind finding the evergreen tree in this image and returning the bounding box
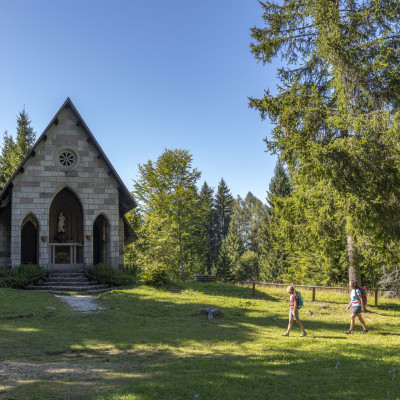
[222,198,245,273]
[216,240,233,282]
[240,192,266,255]
[15,108,36,160]
[259,158,292,282]
[266,158,292,209]
[223,193,267,281]
[0,131,17,188]
[214,178,233,254]
[199,182,217,274]
[0,108,36,188]
[250,0,400,285]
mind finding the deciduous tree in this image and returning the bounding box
[133,149,203,280]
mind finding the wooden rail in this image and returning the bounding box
[197,274,217,282]
[242,281,381,306]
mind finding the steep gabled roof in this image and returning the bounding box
[0,98,137,214]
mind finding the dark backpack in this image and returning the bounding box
[359,287,367,306]
[296,291,303,309]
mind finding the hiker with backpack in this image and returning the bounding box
[282,285,307,337]
[345,280,368,334]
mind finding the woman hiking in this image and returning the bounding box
[345,280,368,334]
[282,285,307,337]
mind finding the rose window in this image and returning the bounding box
[59,151,75,167]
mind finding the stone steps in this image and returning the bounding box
[26,270,111,293]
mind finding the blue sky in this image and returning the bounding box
[0,0,278,202]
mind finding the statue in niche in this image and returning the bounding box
[57,212,66,242]
[58,212,65,232]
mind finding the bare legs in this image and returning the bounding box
[348,313,367,332]
[286,318,305,334]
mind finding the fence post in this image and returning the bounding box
[252,282,255,296]
[374,289,378,306]
[312,287,316,302]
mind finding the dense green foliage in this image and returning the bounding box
[1,283,400,399]
[0,108,36,188]
[140,263,169,286]
[259,158,292,282]
[133,149,205,280]
[129,150,272,283]
[88,263,135,286]
[199,182,217,274]
[249,0,400,287]
[221,193,268,281]
[0,264,46,288]
[214,178,234,254]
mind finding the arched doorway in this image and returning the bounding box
[49,188,83,268]
[93,214,110,265]
[21,215,39,264]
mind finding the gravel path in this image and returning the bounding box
[56,295,105,312]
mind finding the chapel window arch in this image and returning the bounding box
[21,213,39,265]
[93,214,110,265]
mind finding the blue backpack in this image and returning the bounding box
[296,291,304,309]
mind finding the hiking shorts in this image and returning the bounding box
[352,306,362,315]
[289,308,299,320]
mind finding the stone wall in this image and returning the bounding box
[0,202,11,266]
[10,108,123,268]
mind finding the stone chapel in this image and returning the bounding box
[0,98,136,270]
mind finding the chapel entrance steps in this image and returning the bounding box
[26,270,111,293]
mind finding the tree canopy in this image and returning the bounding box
[133,149,203,280]
[0,108,36,188]
[250,0,400,285]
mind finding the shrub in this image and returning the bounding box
[120,264,140,278]
[0,264,47,289]
[88,263,135,286]
[234,251,259,282]
[140,264,168,286]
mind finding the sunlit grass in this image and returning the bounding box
[0,283,399,399]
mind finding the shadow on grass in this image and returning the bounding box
[2,339,399,400]
[157,280,279,302]
[0,289,380,355]
[377,301,400,311]
[378,331,400,336]
[1,285,400,399]
[309,336,348,340]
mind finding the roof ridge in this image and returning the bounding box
[0,98,136,213]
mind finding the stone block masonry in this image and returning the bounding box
[9,106,125,269]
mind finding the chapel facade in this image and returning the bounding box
[0,98,136,270]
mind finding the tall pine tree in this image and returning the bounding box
[199,182,217,274]
[0,108,36,188]
[214,178,233,256]
[250,0,400,285]
[259,158,292,282]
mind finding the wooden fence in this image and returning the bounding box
[242,281,381,306]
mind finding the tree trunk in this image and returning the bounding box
[178,214,184,280]
[347,234,361,286]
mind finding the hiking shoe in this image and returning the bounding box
[281,332,289,336]
[300,331,307,337]
[361,329,368,334]
[344,330,352,334]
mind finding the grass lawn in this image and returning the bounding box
[0,282,399,400]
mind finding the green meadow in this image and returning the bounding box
[0,283,399,400]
